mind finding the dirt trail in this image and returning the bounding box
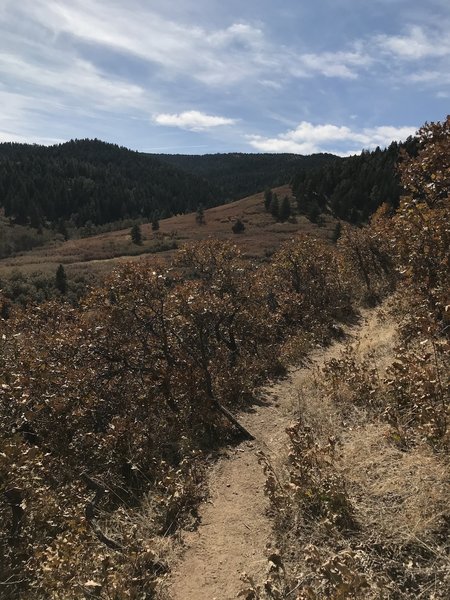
[168,385,291,600]
[169,305,448,600]
[169,364,347,597]
[169,312,384,600]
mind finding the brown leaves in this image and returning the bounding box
[386,116,450,323]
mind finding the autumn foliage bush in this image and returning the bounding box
[382,116,449,327]
[375,116,450,449]
[1,234,356,598]
[327,116,450,450]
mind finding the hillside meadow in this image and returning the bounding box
[0,185,338,281]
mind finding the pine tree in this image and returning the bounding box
[232,219,246,234]
[151,218,160,231]
[195,204,206,225]
[57,219,69,241]
[332,221,342,243]
[270,193,279,220]
[0,300,11,320]
[55,264,68,295]
[29,202,42,230]
[307,202,321,224]
[279,196,291,222]
[130,223,143,245]
[264,188,273,211]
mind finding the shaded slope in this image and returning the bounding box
[154,152,339,202]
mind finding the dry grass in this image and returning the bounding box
[0,185,338,281]
[259,303,450,599]
[339,423,449,544]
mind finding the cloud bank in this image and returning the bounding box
[247,122,417,155]
[0,0,447,151]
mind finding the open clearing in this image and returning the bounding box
[0,185,338,280]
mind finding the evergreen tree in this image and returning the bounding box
[0,299,11,320]
[55,264,67,295]
[307,202,321,223]
[151,218,160,231]
[332,221,342,243]
[270,193,279,220]
[57,219,69,241]
[130,223,143,245]
[279,196,291,222]
[29,202,42,230]
[195,204,206,225]
[264,188,273,211]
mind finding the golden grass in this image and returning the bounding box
[339,423,449,543]
[0,185,338,280]
[268,302,450,598]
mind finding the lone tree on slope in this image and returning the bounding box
[196,204,206,225]
[55,264,68,295]
[131,223,143,245]
[279,196,291,221]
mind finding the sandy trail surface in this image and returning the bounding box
[168,332,354,600]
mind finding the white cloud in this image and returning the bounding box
[297,49,372,79]
[376,26,450,60]
[0,52,146,109]
[154,110,236,131]
[0,0,447,148]
[0,90,66,144]
[247,121,417,155]
[9,0,373,88]
[374,24,450,91]
[16,1,273,87]
[258,79,283,90]
[0,130,63,144]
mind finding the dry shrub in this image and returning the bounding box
[323,345,382,410]
[254,310,449,598]
[338,225,396,306]
[255,404,450,599]
[285,420,356,531]
[383,337,449,449]
[2,234,360,598]
[247,117,450,599]
[389,116,450,326]
[266,234,359,367]
[323,331,449,451]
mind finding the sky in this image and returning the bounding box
[0,0,449,155]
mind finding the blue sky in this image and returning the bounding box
[0,0,449,155]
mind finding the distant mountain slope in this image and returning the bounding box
[0,136,419,232]
[153,152,339,201]
[0,139,216,227]
[0,141,339,229]
[292,137,419,223]
[0,185,338,284]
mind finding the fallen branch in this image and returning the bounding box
[214,401,255,440]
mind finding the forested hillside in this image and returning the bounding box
[0,139,216,227]
[0,141,338,231]
[153,152,339,202]
[0,137,422,237]
[292,137,418,223]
